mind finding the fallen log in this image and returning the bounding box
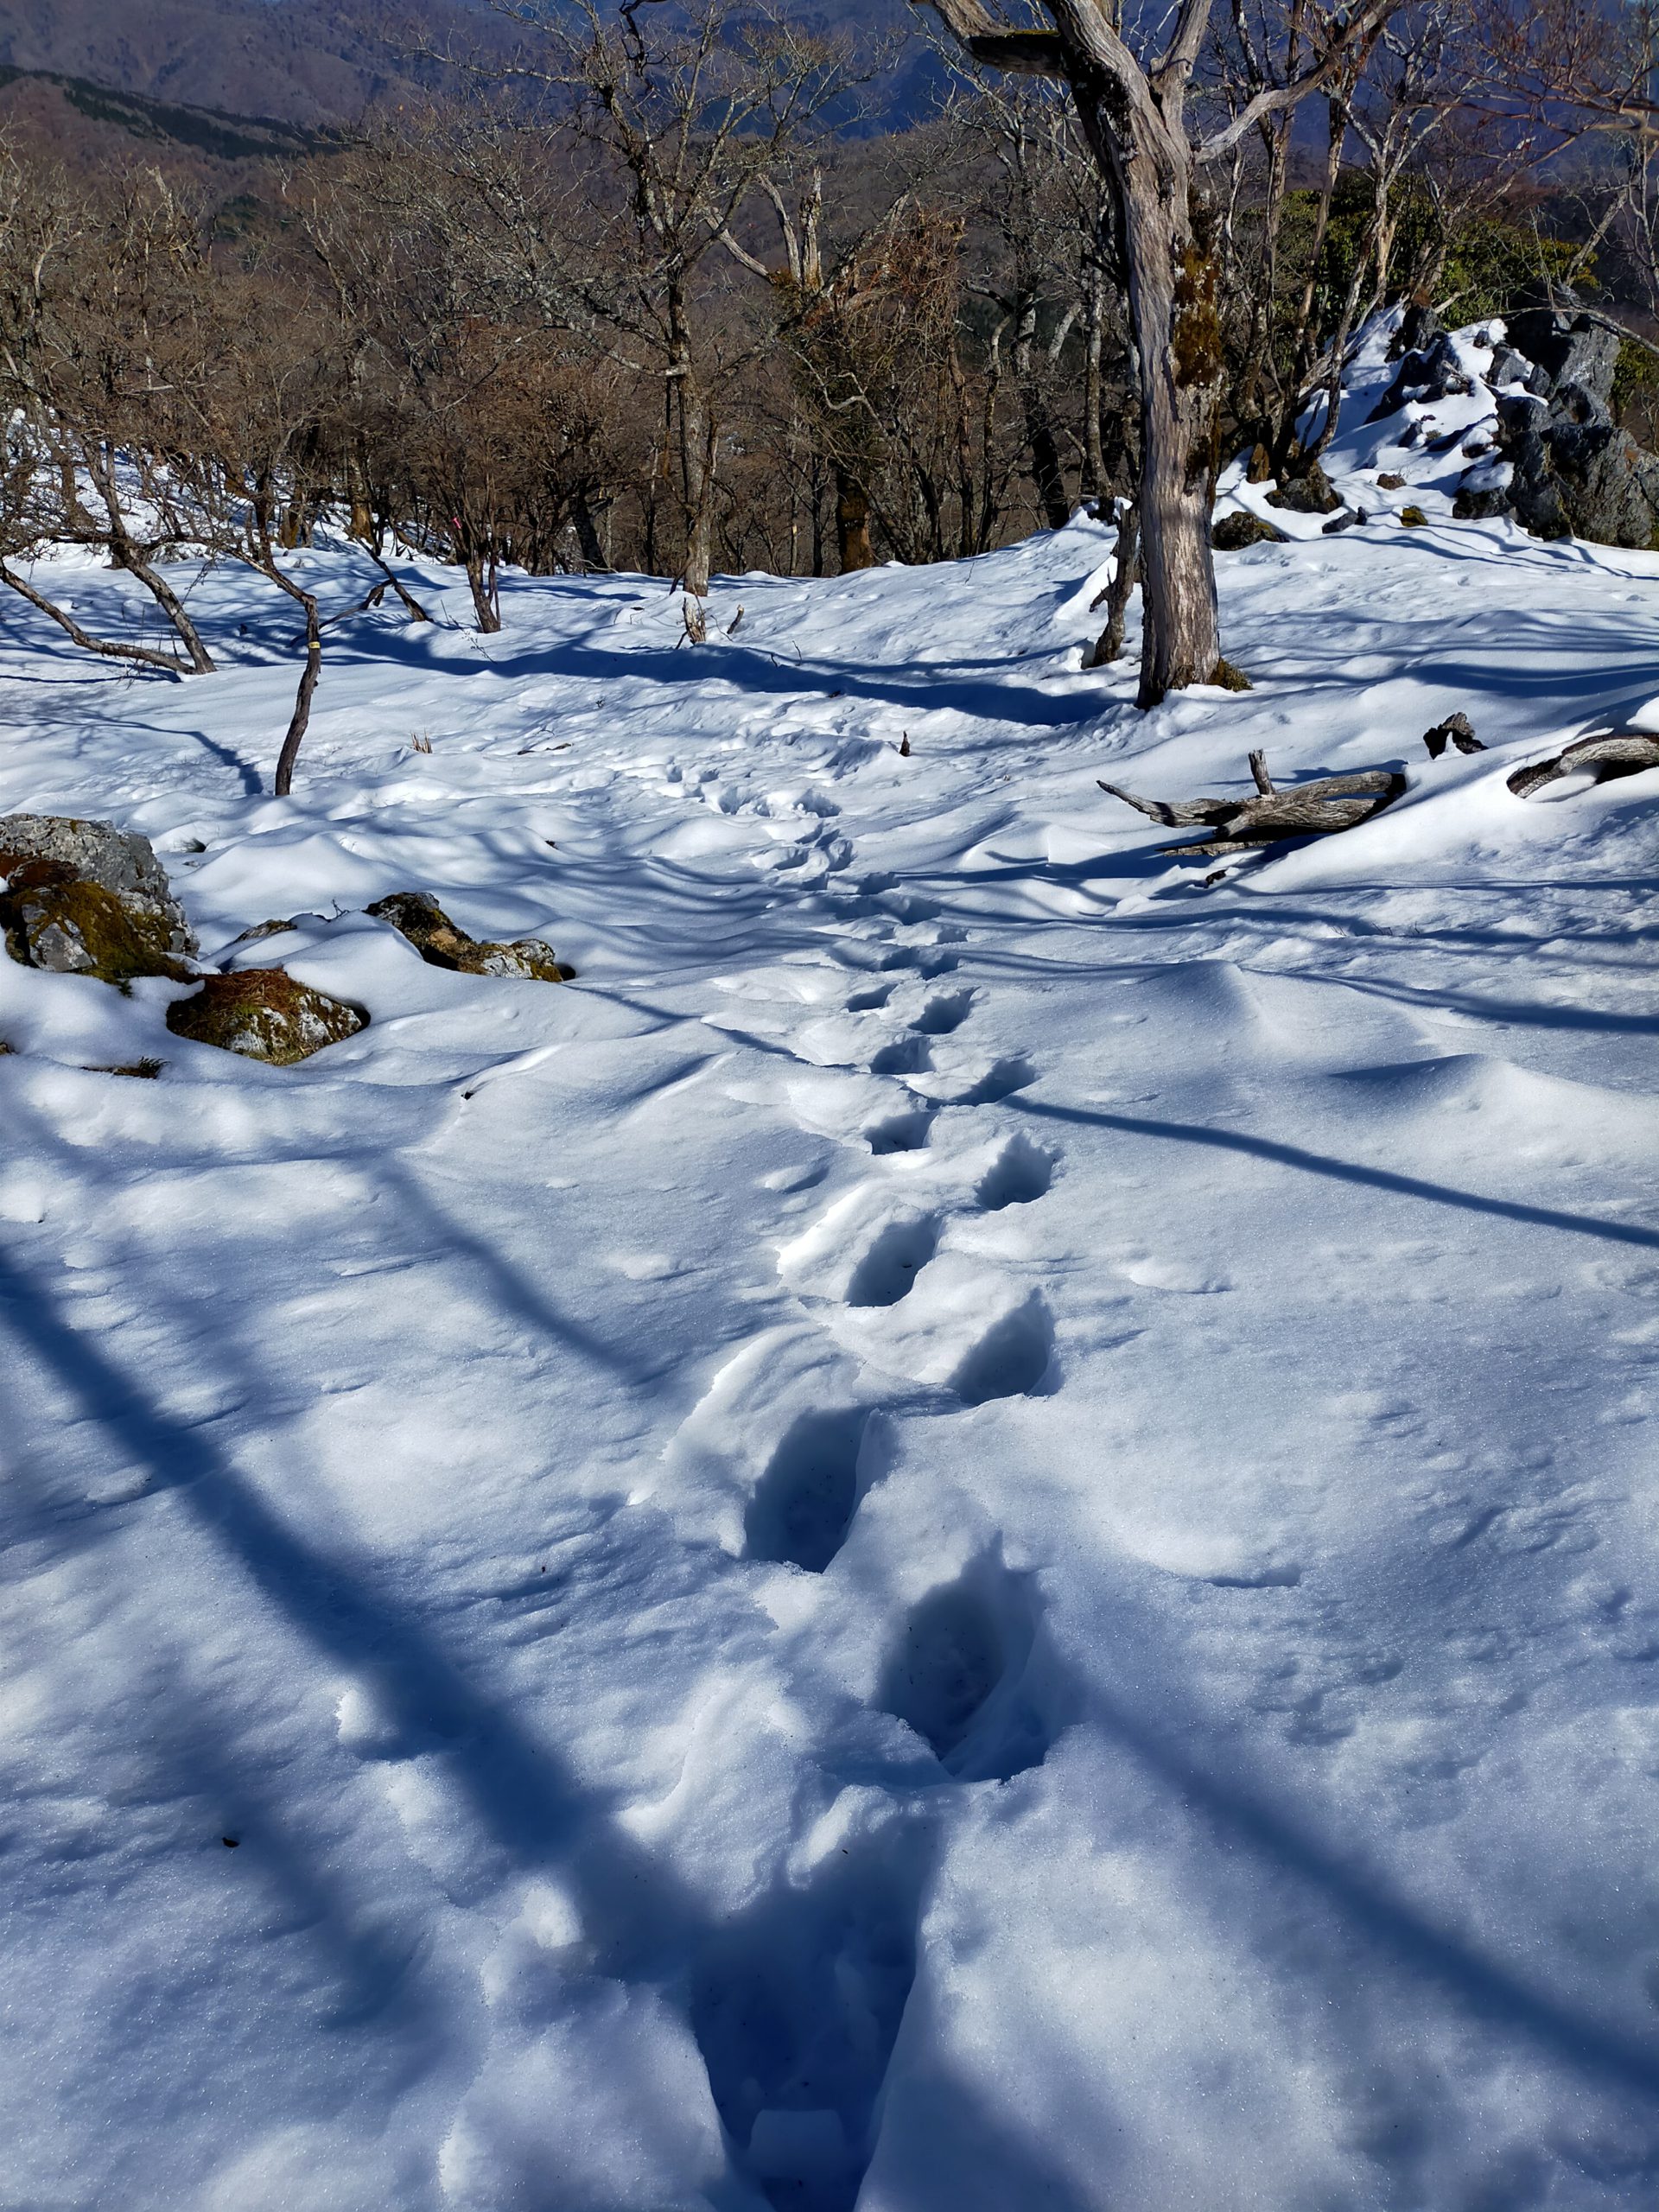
[1101,760,1406,857]
[1508,731,1659,799]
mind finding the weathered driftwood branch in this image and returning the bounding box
[1099,760,1406,857]
[1508,731,1659,799]
[1096,782,1235,827]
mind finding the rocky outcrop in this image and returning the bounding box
[1455,385,1659,547]
[0,813,197,985]
[367,892,574,982]
[1451,297,1659,549]
[1503,305,1620,405]
[1368,332,1474,422]
[1387,302,1443,360]
[165,970,367,1064]
[1211,511,1287,550]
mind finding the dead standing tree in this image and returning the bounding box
[922,0,1405,706]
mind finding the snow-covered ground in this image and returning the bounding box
[5,324,1659,2210]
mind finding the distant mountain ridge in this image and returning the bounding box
[0,0,934,131]
[0,62,320,157]
[0,0,938,137]
[0,0,464,126]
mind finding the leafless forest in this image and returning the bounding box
[6,0,1659,715]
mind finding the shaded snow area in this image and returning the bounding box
[6,325,1659,2212]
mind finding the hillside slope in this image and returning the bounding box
[0,0,929,127]
[0,0,475,124]
[3,320,1659,2209]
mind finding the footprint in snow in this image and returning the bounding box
[877,1560,1057,1783]
[911,989,973,1036]
[688,1821,925,2212]
[844,1216,941,1308]
[974,1133,1055,1211]
[868,1035,932,1078]
[744,1407,880,1574]
[864,1106,935,1155]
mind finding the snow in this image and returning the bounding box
[4,318,1659,2209]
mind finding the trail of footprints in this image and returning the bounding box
[679,896,1068,2212]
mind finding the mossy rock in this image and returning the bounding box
[1212,511,1287,551]
[367,892,575,982]
[1209,658,1254,692]
[165,969,367,1065]
[3,866,196,986]
[1267,461,1342,515]
[1399,505,1430,528]
[0,813,194,957]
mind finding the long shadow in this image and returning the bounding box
[1084,1663,1659,2101]
[0,1220,936,2205]
[857,2045,1097,2212]
[1262,965,1659,1038]
[378,1160,673,1389]
[0,1242,706,1974]
[323,617,1106,734]
[1011,1097,1659,1251]
[184,722,264,794]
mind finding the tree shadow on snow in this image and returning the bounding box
[0,1147,931,2208]
[1010,1096,1659,1254]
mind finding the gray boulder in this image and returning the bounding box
[0,813,198,984]
[1459,383,1659,548]
[1487,343,1549,396]
[1266,460,1341,515]
[1503,304,1619,410]
[1387,302,1443,361]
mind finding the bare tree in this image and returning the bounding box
[0,158,218,677]
[430,0,860,600]
[924,0,1406,705]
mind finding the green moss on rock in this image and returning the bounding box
[367,891,575,982]
[165,969,367,1065]
[1211,511,1287,551]
[3,869,196,986]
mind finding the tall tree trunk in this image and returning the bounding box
[680,414,715,600]
[1088,500,1139,664]
[835,465,874,572]
[1114,151,1223,705]
[463,550,502,633]
[274,593,322,798]
[1014,292,1071,531]
[668,284,715,598]
[1235,120,1290,441]
[571,493,608,571]
[1275,92,1351,467]
[1081,264,1107,500]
